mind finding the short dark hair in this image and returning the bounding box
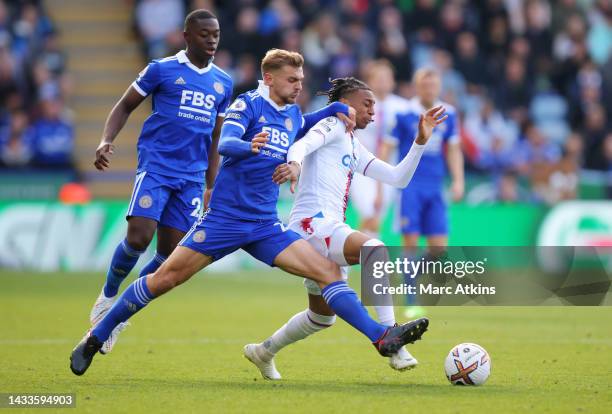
[317,77,371,104]
[184,9,217,30]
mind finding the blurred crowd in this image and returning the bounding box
[132,0,611,202]
[0,0,74,171]
[1,0,610,203]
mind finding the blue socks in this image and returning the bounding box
[139,252,167,278]
[93,277,154,342]
[321,281,387,342]
[103,239,145,297]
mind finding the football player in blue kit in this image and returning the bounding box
[391,68,464,251]
[390,68,464,318]
[70,49,429,376]
[88,10,233,353]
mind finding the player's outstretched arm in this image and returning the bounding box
[297,102,354,139]
[94,86,146,171]
[360,105,448,188]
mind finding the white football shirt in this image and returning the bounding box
[288,117,376,223]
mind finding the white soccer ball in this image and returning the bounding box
[444,343,491,386]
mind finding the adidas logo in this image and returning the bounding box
[259,115,267,123]
[174,77,186,85]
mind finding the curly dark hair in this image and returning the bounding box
[317,77,371,104]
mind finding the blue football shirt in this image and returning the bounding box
[391,98,459,187]
[132,50,233,182]
[210,81,305,221]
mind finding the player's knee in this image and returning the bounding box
[126,232,153,252]
[320,262,343,285]
[364,238,384,247]
[361,238,389,263]
[150,266,185,295]
[305,254,342,284]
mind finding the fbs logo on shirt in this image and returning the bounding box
[180,90,216,110]
[262,126,289,147]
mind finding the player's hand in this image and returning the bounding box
[337,107,356,133]
[203,188,213,209]
[94,141,115,171]
[450,180,464,202]
[416,105,447,145]
[251,131,269,154]
[272,161,301,193]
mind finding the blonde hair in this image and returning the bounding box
[413,67,440,84]
[261,49,304,74]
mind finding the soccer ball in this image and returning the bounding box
[444,343,491,386]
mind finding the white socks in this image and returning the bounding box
[374,306,396,327]
[363,238,396,327]
[261,309,336,357]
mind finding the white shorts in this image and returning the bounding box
[349,173,394,219]
[289,216,356,295]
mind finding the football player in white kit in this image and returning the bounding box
[243,77,447,380]
[350,60,410,237]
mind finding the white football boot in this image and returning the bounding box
[243,344,282,380]
[389,346,418,371]
[99,322,129,354]
[89,289,129,354]
[89,289,115,325]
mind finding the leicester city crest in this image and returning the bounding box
[229,99,246,111]
[193,230,206,243]
[213,82,224,94]
[138,195,153,209]
[285,117,293,131]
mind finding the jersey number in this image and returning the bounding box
[190,197,202,218]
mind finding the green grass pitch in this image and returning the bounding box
[1,271,611,413]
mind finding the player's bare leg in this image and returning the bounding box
[146,246,213,295]
[426,235,448,252]
[359,216,380,238]
[126,217,158,251]
[135,225,188,280]
[402,233,420,250]
[91,216,158,354]
[71,246,212,375]
[402,233,446,319]
[272,239,342,286]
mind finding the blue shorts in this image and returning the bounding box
[179,209,302,266]
[126,171,204,233]
[400,184,448,236]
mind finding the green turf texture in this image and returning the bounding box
[1,271,611,414]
